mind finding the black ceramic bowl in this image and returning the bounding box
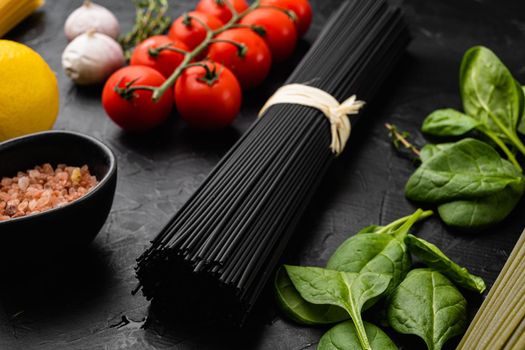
[0,131,117,259]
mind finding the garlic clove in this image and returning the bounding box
[62,31,125,85]
[64,0,120,41]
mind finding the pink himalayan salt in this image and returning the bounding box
[0,163,98,221]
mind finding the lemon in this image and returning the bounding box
[0,40,59,141]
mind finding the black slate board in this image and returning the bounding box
[1,0,524,349]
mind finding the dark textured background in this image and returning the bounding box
[1,0,525,349]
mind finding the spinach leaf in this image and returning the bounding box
[357,225,381,234]
[328,234,410,299]
[422,109,480,137]
[327,233,408,275]
[387,269,467,350]
[285,265,391,350]
[437,180,525,229]
[357,209,433,235]
[405,138,523,202]
[419,143,454,163]
[396,47,525,229]
[326,233,411,290]
[274,267,348,325]
[405,234,486,293]
[318,321,398,350]
[460,46,525,153]
[518,86,525,135]
[274,210,432,326]
[327,209,426,296]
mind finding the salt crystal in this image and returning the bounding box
[18,176,30,191]
[28,170,40,179]
[42,163,53,174]
[71,168,82,185]
[36,196,49,208]
[18,200,28,212]
[7,199,20,207]
[0,163,98,220]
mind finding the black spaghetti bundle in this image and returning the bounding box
[135,0,410,323]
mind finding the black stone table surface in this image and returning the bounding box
[2,0,525,349]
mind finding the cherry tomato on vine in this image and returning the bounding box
[130,35,189,78]
[196,0,249,23]
[168,11,223,50]
[175,61,241,130]
[240,8,297,63]
[102,66,173,132]
[208,28,272,89]
[261,0,312,37]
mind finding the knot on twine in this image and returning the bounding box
[258,84,365,155]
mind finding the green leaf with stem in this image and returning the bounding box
[405,234,486,293]
[437,180,525,229]
[387,269,467,350]
[327,209,429,297]
[357,210,433,235]
[421,109,521,172]
[274,210,432,326]
[519,86,525,135]
[318,321,398,350]
[274,267,348,325]
[285,266,391,350]
[422,109,481,136]
[414,141,524,229]
[405,138,524,202]
[481,127,522,172]
[460,46,525,156]
[419,143,454,163]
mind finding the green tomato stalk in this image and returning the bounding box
[119,0,294,102]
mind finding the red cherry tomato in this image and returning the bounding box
[168,11,223,50]
[130,35,188,78]
[261,0,312,37]
[240,8,297,63]
[175,62,242,130]
[102,66,173,132]
[208,28,272,89]
[196,0,249,23]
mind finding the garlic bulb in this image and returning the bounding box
[62,31,125,85]
[64,0,120,41]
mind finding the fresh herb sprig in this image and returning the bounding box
[120,0,172,60]
[385,123,421,158]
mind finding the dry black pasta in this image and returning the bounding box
[135,0,410,323]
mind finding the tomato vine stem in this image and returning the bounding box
[148,43,189,57]
[121,0,262,102]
